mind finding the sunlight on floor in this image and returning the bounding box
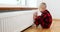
[23,21,60,32]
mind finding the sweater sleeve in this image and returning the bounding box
[46,13,52,24]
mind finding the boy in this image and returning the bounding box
[33,2,52,28]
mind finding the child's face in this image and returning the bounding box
[39,3,46,12]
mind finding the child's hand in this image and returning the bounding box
[33,12,37,20]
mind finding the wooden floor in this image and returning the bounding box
[23,21,60,32]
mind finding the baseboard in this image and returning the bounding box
[53,19,60,21]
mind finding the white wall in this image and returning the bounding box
[37,0,60,19]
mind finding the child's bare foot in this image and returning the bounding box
[36,25,39,29]
[32,24,37,29]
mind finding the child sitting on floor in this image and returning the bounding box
[33,2,52,29]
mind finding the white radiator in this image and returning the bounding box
[0,10,34,32]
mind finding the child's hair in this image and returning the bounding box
[40,2,47,7]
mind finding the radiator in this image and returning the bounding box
[0,10,34,32]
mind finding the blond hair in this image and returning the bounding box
[40,2,47,7]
